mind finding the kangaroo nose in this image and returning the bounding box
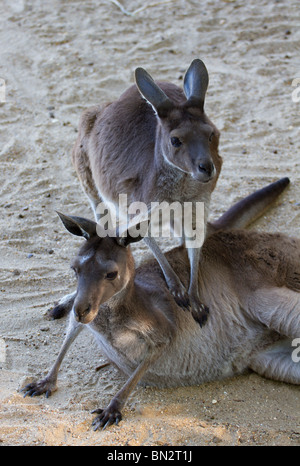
[198,161,215,178]
[74,303,91,322]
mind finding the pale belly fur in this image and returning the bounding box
[87,310,265,388]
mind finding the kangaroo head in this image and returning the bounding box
[57,212,146,324]
[135,59,221,183]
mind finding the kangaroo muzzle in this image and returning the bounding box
[198,160,215,179]
[73,296,96,324]
[193,158,215,182]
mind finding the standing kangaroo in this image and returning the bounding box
[71,59,223,323]
[23,185,300,430]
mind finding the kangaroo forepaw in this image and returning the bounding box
[91,404,122,430]
[21,378,56,398]
[167,280,190,310]
[173,290,191,310]
[190,298,209,327]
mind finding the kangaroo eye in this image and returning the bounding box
[106,271,118,280]
[170,137,182,148]
[209,131,215,142]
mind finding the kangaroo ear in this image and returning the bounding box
[183,59,209,110]
[135,67,174,117]
[116,219,150,247]
[56,212,97,240]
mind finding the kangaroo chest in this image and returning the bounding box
[87,316,147,376]
[86,309,250,388]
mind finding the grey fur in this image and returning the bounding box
[23,192,299,429]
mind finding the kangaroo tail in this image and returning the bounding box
[209,177,290,232]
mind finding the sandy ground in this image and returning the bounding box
[0,0,299,447]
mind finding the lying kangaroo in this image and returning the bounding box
[72,59,223,323]
[47,177,290,321]
[22,180,299,430]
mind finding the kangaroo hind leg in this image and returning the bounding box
[249,339,300,384]
[47,291,76,320]
[248,287,300,339]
